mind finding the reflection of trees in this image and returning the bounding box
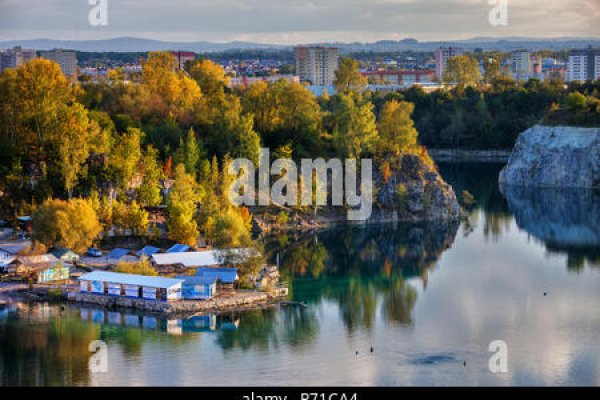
[214,307,318,352]
[502,185,600,272]
[0,306,98,386]
[265,221,458,333]
[438,162,513,241]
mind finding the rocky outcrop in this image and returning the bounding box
[499,125,600,188]
[372,154,462,222]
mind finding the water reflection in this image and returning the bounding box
[501,184,600,270]
[266,221,459,332]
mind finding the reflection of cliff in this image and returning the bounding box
[267,221,459,332]
[501,185,600,269]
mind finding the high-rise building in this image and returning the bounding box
[567,47,600,82]
[435,47,464,80]
[511,50,531,81]
[39,49,78,76]
[294,46,339,86]
[0,46,36,73]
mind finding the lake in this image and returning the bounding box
[1,163,599,386]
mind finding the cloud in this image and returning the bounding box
[0,0,598,42]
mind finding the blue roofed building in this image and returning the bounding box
[107,248,136,263]
[178,275,218,300]
[136,246,161,258]
[166,244,191,253]
[195,267,239,290]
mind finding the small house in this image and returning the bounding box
[52,248,80,263]
[107,248,138,264]
[37,264,71,284]
[178,275,217,300]
[195,267,239,290]
[7,254,70,283]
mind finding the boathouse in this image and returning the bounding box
[78,271,183,302]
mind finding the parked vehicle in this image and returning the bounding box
[87,248,103,257]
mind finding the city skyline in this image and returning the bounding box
[0,0,599,44]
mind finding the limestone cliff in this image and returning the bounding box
[499,125,600,188]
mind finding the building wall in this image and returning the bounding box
[0,46,36,73]
[37,265,70,283]
[39,49,78,76]
[182,282,216,300]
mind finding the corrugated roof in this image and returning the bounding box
[177,275,217,285]
[136,246,161,257]
[79,271,184,289]
[195,267,238,284]
[52,248,78,258]
[0,241,32,255]
[107,248,132,259]
[16,254,59,264]
[166,244,191,253]
[152,249,250,267]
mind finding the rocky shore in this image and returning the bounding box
[67,290,273,316]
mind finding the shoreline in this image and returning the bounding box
[428,149,511,163]
[67,290,275,316]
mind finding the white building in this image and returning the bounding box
[79,271,183,302]
[39,49,78,76]
[294,46,339,86]
[0,46,36,73]
[435,47,464,80]
[567,47,600,82]
[511,50,531,81]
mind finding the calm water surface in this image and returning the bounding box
[1,163,599,386]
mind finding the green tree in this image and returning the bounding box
[567,92,587,110]
[138,145,164,207]
[332,94,378,159]
[167,164,199,245]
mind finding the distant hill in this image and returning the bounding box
[1,36,599,53]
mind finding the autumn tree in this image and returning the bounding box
[334,58,368,94]
[32,198,102,253]
[444,55,482,87]
[376,100,418,158]
[141,51,202,121]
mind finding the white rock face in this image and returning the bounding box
[499,125,600,188]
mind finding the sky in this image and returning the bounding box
[0,0,598,43]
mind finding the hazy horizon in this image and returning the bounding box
[1,0,598,44]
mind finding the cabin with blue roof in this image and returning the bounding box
[178,275,217,300]
[195,267,239,290]
[136,245,161,258]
